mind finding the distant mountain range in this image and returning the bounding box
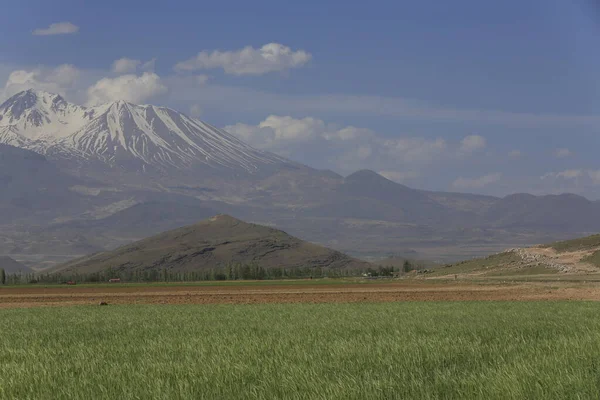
[1,89,599,267]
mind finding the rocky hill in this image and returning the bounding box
[51,215,370,275]
[434,234,600,278]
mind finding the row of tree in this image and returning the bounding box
[0,261,421,285]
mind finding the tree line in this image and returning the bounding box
[0,260,422,285]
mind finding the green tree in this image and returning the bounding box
[0,268,5,285]
[403,260,413,274]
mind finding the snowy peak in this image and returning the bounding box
[0,89,66,118]
[0,89,88,141]
[62,100,281,170]
[0,89,286,173]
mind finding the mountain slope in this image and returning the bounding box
[0,89,287,174]
[3,90,600,264]
[483,193,600,232]
[51,215,369,274]
[0,90,88,142]
[434,234,600,277]
[0,256,32,273]
[0,144,93,223]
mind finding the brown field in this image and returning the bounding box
[3,280,600,308]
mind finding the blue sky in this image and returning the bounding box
[2,0,600,197]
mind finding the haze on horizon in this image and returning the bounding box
[1,0,600,198]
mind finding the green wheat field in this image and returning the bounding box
[2,302,600,399]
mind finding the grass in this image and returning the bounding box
[540,234,600,253]
[3,302,600,399]
[431,252,521,276]
[582,250,600,267]
[485,265,560,277]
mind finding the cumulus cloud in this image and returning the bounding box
[537,169,600,196]
[225,115,449,174]
[189,104,202,118]
[112,58,141,74]
[459,135,486,154]
[33,22,79,36]
[141,58,157,72]
[112,58,158,74]
[453,173,502,189]
[323,126,374,142]
[588,170,600,185]
[86,72,167,106]
[555,169,583,179]
[175,43,311,75]
[1,64,80,100]
[195,75,209,85]
[555,148,573,158]
[226,115,325,149]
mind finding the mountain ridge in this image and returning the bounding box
[0,89,288,174]
[50,214,370,275]
[2,90,600,265]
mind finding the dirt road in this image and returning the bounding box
[2,281,600,308]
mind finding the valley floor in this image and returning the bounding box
[3,302,600,399]
[4,279,600,308]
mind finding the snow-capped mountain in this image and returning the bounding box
[0,89,284,173]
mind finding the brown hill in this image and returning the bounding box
[51,215,370,275]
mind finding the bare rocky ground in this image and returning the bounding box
[504,246,600,274]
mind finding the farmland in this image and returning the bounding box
[4,279,600,308]
[2,301,600,399]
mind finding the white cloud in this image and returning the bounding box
[86,72,167,106]
[47,64,80,86]
[165,76,600,127]
[459,135,486,154]
[259,115,324,142]
[195,75,209,85]
[556,169,583,179]
[453,173,502,189]
[508,150,522,158]
[537,169,600,196]
[33,22,79,36]
[226,115,446,164]
[225,122,275,148]
[175,43,312,75]
[112,58,158,74]
[189,104,202,118]
[225,115,448,174]
[555,148,573,158]
[542,169,586,182]
[323,126,373,141]
[382,137,447,163]
[112,58,141,74]
[141,58,157,72]
[226,115,325,149]
[1,64,80,100]
[588,170,600,185]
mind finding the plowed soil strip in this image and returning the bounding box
[2,282,600,308]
